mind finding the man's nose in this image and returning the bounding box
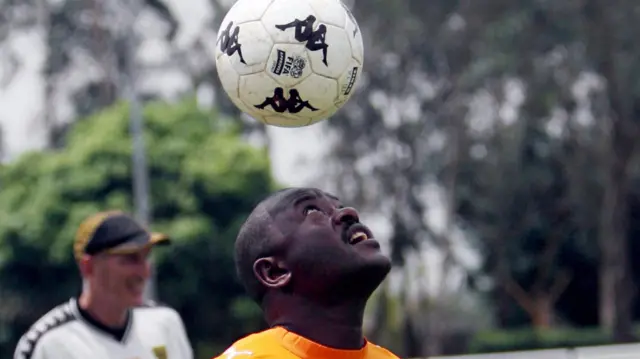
[333,207,360,227]
[135,256,151,278]
[136,265,151,280]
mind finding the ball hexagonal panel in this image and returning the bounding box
[334,60,361,108]
[215,0,272,62]
[263,114,311,128]
[220,0,273,26]
[266,44,312,87]
[307,24,350,79]
[215,20,274,75]
[342,3,363,64]
[293,74,338,122]
[261,0,318,43]
[307,107,337,126]
[215,53,245,110]
[308,0,347,28]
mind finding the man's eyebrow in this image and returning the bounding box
[286,188,315,203]
[293,194,318,206]
[267,188,342,214]
[326,193,340,201]
[267,188,313,214]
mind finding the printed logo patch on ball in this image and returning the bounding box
[271,50,307,79]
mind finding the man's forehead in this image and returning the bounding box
[264,187,340,215]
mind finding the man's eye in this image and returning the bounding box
[303,205,321,215]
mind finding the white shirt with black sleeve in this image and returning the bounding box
[13,298,193,359]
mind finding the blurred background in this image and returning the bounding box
[1,0,640,358]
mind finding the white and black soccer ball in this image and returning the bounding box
[215,0,363,127]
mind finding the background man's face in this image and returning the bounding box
[91,249,151,307]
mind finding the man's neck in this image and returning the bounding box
[265,295,368,350]
[78,292,129,328]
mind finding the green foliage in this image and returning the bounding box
[0,98,274,358]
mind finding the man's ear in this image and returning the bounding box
[253,256,291,289]
[78,255,93,278]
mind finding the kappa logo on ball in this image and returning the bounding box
[275,15,329,66]
[217,22,245,64]
[271,50,307,79]
[255,87,318,114]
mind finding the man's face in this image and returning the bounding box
[267,188,391,301]
[89,248,151,307]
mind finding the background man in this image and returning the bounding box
[14,210,193,359]
[215,187,400,359]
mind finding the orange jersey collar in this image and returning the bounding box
[271,326,369,359]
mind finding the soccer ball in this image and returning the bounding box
[215,0,363,127]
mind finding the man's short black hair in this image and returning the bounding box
[235,189,290,303]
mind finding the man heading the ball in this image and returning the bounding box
[215,187,399,359]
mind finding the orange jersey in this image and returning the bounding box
[214,327,399,359]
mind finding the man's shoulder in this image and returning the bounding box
[366,341,401,359]
[133,300,184,323]
[133,299,171,311]
[14,300,78,359]
[213,329,286,359]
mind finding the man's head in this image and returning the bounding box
[235,188,391,306]
[74,211,170,308]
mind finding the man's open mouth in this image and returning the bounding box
[344,223,373,245]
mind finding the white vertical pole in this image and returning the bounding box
[111,0,156,301]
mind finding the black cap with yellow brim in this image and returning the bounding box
[74,211,170,260]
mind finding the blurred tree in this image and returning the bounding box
[0,0,180,148]
[0,125,4,161]
[580,0,640,342]
[0,98,273,358]
[320,0,640,353]
[459,111,590,329]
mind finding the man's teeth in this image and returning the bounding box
[349,232,368,244]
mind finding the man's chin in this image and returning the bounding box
[359,250,392,277]
[342,258,392,298]
[365,257,392,283]
[133,296,145,306]
[126,290,146,307]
